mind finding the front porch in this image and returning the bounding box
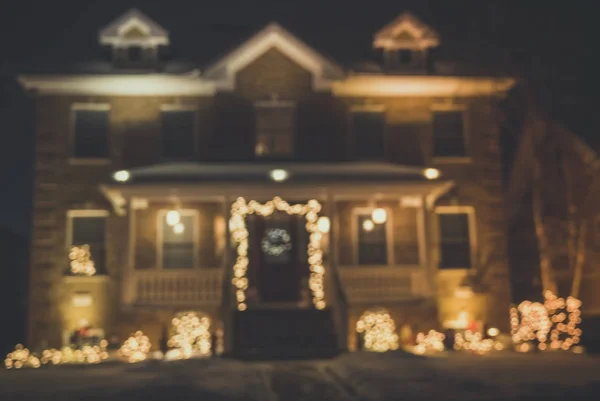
[98,162,453,356]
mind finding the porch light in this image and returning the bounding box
[423,168,440,180]
[362,219,375,232]
[113,170,130,182]
[487,327,500,337]
[371,208,387,224]
[269,169,289,182]
[317,216,330,233]
[166,210,181,226]
[173,223,185,235]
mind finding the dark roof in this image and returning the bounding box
[115,162,436,185]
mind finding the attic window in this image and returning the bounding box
[128,46,143,62]
[399,50,412,65]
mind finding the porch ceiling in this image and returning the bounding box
[99,162,454,215]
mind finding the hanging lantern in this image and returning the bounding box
[362,219,375,232]
[317,216,330,233]
[166,210,181,226]
[173,223,185,235]
[371,208,387,224]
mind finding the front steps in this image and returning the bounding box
[232,308,340,360]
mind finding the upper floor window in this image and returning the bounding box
[255,102,294,158]
[432,109,467,158]
[351,109,386,160]
[158,210,198,269]
[71,105,110,161]
[67,211,108,275]
[354,209,391,266]
[160,107,197,160]
[436,207,474,269]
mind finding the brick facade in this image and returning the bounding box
[25,25,512,349]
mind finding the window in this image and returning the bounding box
[67,211,108,275]
[72,105,110,160]
[127,46,144,62]
[255,104,294,157]
[159,211,197,269]
[161,108,197,159]
[355,212,390,265]
[351,110,385,160]
[432,109,467,158]
[437,210,473,269]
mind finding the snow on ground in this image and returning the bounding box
[1,352,599,401]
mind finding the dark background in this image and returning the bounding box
[0,1,594,353]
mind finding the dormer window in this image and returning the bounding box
[399,49,413,65]
[373,12,439,71]
[98,8,169,68]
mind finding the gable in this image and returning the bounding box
[235,48,313,100]
[374,12,439,50]
[99,8,169,47]
[203,23,345,91]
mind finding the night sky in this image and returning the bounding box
[0,1,594,348]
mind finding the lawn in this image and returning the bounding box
[1,351,599,401]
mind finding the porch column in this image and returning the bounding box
[419,197,437,299]
[122,199,136,305]
[221,196,235,354]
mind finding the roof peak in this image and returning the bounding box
[374,11,440,50]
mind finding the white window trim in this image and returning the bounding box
[156,209,200,269]
[434,206,477,271]
[69,103,112,165]
[430,103,472,164]
[348,106,387,160]
[159,104,199,160]
[254,100,296,158]
[351,207,394,267]
[66,210,109,273]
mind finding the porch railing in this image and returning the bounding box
[338,267,431,304]
[127,269,224,306]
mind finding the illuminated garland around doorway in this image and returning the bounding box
[229,197,326,311]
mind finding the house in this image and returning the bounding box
[19,9,514,357]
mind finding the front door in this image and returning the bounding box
[248,211,308,304]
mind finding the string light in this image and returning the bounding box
[230,197,327,310]
[454,331,501,354]
[414,330,445,355]
[4,345,40,369]
[510,291,582,352]
[69,245,96,276]
[168,312,212,359]
[356,308,399,352]
[118,331,151,363]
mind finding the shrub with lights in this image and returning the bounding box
[414,330,445,355]
[4,345,41,369]
[356,308,399,352]
[510,290,582,352]
[454,331,504,354]
[168,312,212,359]
[118,331,151,363]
